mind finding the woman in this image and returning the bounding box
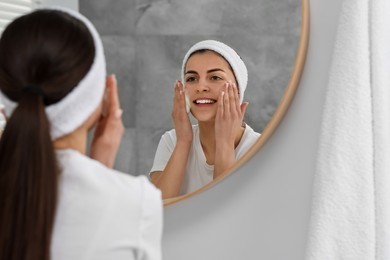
[0,8,162,260]
[150,40,260,199]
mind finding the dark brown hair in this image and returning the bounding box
[0,10,95,260]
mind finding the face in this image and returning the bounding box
[184,50,238,122]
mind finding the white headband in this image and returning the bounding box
[0,7,106,140]
[181,40,248,103]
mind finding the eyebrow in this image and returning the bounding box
[185,68,226,75]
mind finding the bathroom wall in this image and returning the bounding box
[78,0,301,176]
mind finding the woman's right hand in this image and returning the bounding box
[90,75,125,168]
[171,80,193,143]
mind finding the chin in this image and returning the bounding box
[191,111,216,123]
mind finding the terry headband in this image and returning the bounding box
[0,7,106,140]
[181,40,248,104]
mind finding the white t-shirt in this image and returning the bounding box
[150,124,260,195]
[52,149,162,260]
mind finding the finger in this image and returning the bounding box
[177,80,184,91]
[179,89,186,110]
[217,90,225,118]
[114,108,123,119]
[184,93,191,113]
[224,83,230,116]
[174,80,181,102]
[178,80,190,112]
[228,82,237,115]
[177,80,186,105]
[173,80,184,111]
[227,82,236,117]
[102,81,110,118]
[173,81,188,117]
[106,74,121,116]
[233,83,240,110]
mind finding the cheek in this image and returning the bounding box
[185,85,198,96]
[214,82,226,93]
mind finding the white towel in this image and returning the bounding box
[305,0,390,259]
[371,0,390,258]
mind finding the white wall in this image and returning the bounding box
[161,0,343,259]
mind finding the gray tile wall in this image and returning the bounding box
[80,0,301,175]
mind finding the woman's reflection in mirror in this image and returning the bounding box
[150,40,260,199]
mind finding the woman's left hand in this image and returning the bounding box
[90,75,125,168]
[215,82,248,147]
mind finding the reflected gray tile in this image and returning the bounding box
[136,0,222,35]
[218,0,301,36]
[101,35,137,128]
[80,0,140,35]
[135,127,167,176]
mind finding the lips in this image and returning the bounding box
[193,98,217,105]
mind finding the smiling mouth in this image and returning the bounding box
[193,99,217,105]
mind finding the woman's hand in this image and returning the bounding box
[90,74,125,168]
[172,80,193,144]
[215,82,248,147]
[214,82,248,179]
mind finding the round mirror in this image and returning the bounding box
[80,0,309,205]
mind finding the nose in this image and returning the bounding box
[196,79,210,92]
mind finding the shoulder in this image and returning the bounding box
[244,124,261,140]
[161,128,176,140]
[235,124,260,155]
[57,149,161,203]
[53,150,163,258]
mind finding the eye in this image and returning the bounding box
[185,76,197,82]
[210,75,222,81]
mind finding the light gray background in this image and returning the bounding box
[79,0,301,176]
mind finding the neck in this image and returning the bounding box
[198,121,246,165]
[53,127,88,154]
[198,121,216,147]
[198,121,216,164]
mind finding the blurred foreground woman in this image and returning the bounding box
[0,7,162,260]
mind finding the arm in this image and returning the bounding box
[151,140,191,199]
[151,81,193,199]
[214,82,248,179]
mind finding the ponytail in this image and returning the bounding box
[0,93,59,260]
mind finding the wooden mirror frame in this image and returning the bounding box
[164,0,310,206]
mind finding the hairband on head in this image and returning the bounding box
[0,7,106,140]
